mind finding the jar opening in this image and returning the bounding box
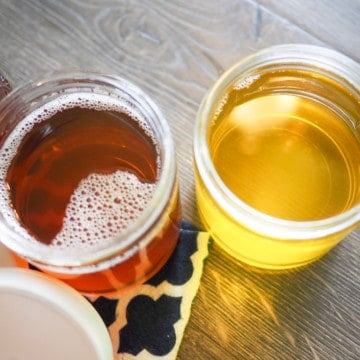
[195,44,360,240]
[0,71,177,270]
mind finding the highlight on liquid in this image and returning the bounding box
[194,45,360,269]
[210,80,360,222]
[0,77,180,294]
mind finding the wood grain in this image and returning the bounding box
[259,0,360,61]
[0,1,359,359]
[0,0,327,225]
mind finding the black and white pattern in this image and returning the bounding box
[90,222,209,359]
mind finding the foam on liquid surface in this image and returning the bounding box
[0,92,159,249]
[53,170,156,249]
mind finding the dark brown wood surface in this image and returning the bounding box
[0,1,359,359]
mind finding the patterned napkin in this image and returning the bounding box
[0,221,209,359]
[89,221,210,360]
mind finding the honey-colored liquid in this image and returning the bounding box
[3,99,181,294]
[211,93,360,221]
[196,69,360,268]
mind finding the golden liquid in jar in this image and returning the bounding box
[210,71,360,221]
[196,68,360,268]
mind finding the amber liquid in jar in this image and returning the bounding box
[1,93,180,294]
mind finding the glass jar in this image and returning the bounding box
[194,44,360,269]
[0,71,181,294]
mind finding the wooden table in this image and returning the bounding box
[0,1,359,358]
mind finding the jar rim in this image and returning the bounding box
[194,44,360,240]
[0,71,177,270]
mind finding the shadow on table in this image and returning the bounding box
[182,238,359,360]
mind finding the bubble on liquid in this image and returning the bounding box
[0,92,160,246]
[0,92,158,183]
[52,170,156,249]
[212,74,261,123]
[213,93,228,118]
[233,74,260,90]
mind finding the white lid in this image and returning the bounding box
[0,265,113,359]
[0,241,16,267]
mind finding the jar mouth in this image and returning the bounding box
[0,71,177,269]
[194,44,360,240]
